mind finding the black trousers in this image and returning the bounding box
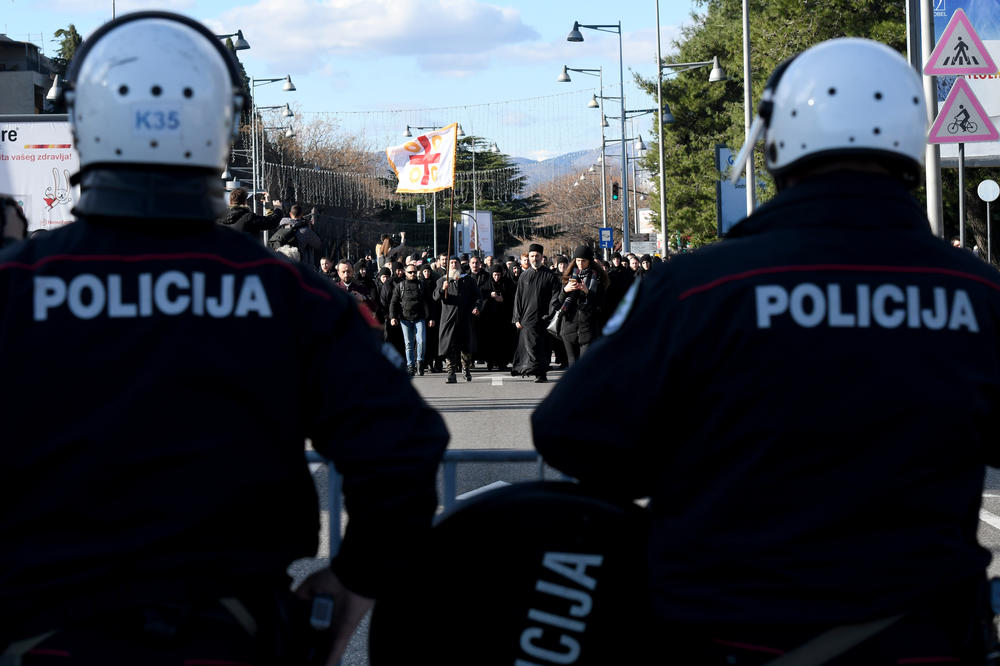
[563,339,590,366]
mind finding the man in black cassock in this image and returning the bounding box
[434,256,483,383]
[511,243,562,383]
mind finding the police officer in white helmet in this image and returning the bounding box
[0,12,447,665]
[533,38,1000,663]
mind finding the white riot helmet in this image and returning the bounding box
[65,12,244,173]
[731,38,927,189]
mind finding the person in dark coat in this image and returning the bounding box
[217,187,282,239]
[467,256,492,366]
[434,256,483,383]
[390,264,433,376]
[479,262,516,370]
[373,267,392,324]
[602,251,634,329]
[511,243,562,382]
[556,245,608,365]
[533,38,1000,664]
[420,263,442,372]
[381,262,406,357]
[335,259,376,314]
[355,259,377,294]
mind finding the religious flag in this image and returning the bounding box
[386,123,457,194]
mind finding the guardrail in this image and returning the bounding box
[306,449,547,555]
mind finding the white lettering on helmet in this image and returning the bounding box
[32,272,272,321]
[755,283,979,332]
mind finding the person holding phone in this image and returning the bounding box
[555,245,608,365]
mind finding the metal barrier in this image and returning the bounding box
[305,448,546,555]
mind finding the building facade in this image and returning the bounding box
[0,35,57,115]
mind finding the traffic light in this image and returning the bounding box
[611,182,619,201]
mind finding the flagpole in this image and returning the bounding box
[448,186,455,260]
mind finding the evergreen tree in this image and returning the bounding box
[635,0,905,247]
[51,24,82,75]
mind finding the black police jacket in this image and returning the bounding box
[0,216,448,641]
[533,171,1000,626]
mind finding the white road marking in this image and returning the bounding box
[456,480,511,501]
[491,375,503,386]
[984,493,1000,498]
[980,509,1000,532]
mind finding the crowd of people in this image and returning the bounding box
[216,180,675,383]
[310,239,666,382]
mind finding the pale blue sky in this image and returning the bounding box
[3,0,701,160]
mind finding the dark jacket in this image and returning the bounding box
[390,278,430,321]
[0,216,448,642]
[603,264,634,327]
[533,171,1000,626]
[557,265,605,345]
[480,272,517,363]
[511,266,562,374]
[434,273,483,355]
[218,204,283,237]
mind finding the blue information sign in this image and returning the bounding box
[599,227,613,249]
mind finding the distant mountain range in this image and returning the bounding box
[512,149,603,192]
[512,145,652,193]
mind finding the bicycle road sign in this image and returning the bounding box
[928,76,999,144]
[925,8,997,76]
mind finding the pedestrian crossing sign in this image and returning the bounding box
[928,76,999,144]
[924,8,997,76]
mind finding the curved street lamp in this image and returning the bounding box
[567,19,631,251]
[216,29,250,51]
[557,64,612,233]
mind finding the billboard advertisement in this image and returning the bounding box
[456,209,494,257]
[934,1,1000,165]
[716,145,747,236]
[0,115,79,232]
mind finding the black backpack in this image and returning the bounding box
[267,225,297,250]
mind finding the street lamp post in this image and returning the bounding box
[741,0,754,214]
[249,75,295,225]
[656,56,727,250]
[655,0,667,248]
[629,137,647,234]
[558,66,610,234]
[215,30,250,51]
[469,138,500,257]
[568,20,630,252]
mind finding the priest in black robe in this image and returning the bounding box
[434,256,483,383]
[511,243,562,382]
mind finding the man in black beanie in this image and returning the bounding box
[512,243,561,382]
